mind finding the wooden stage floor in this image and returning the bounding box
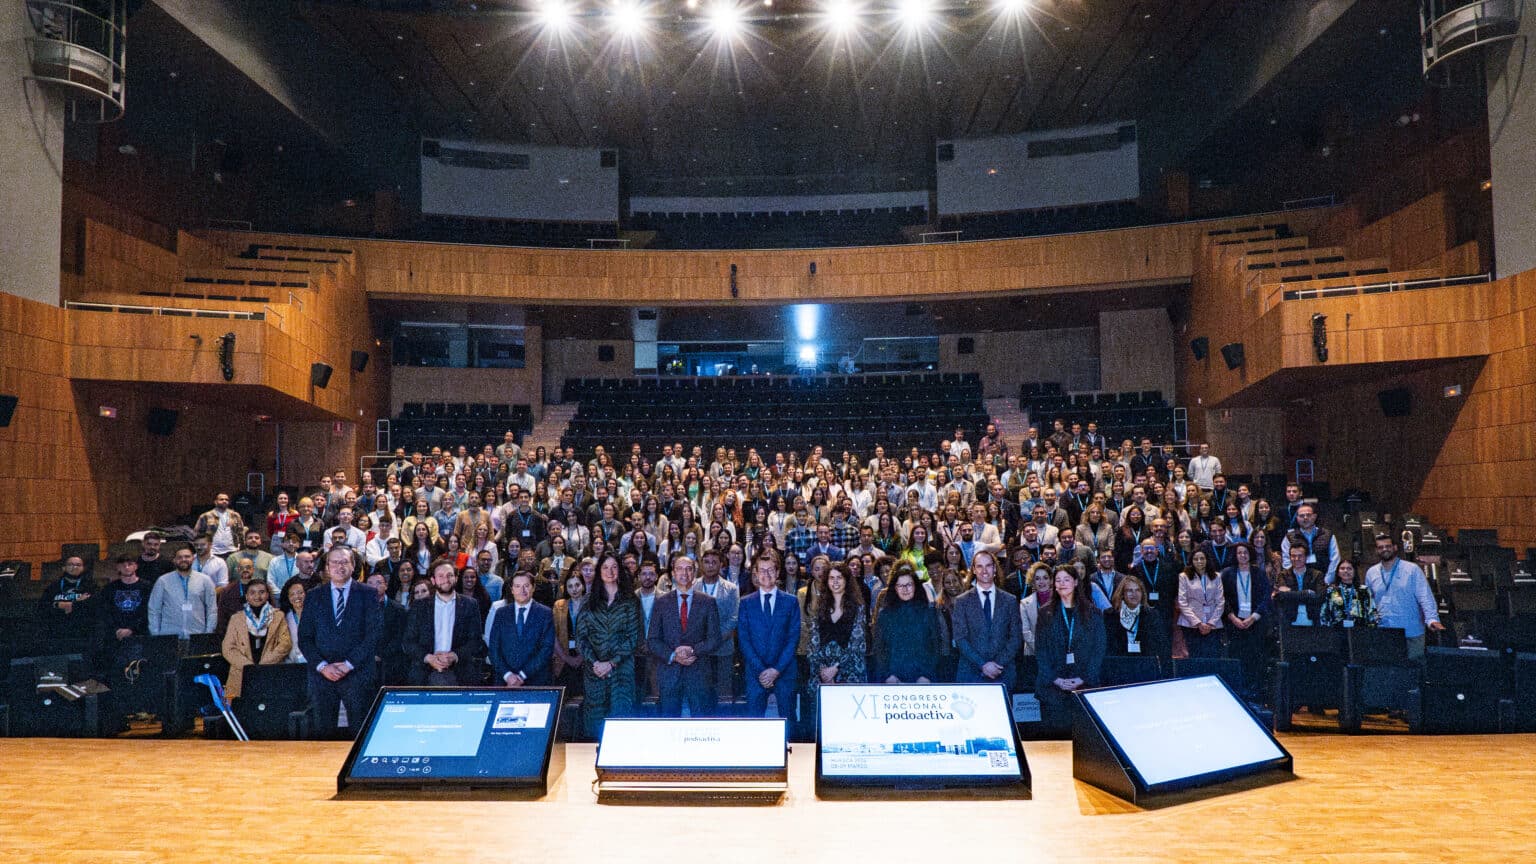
[2,733,1532,862]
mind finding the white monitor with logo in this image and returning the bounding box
[815,683,1030,795]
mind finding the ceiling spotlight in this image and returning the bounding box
[823,0,861,34]
[538,0,573,31]
[707,1,745,39]
[609,0,647,36]
[995,0,1027,14]
[895,0,934,32]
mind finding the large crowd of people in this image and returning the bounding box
[36,421,1444,738]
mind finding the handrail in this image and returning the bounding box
[919,230,962,243]
[1283,271,1491,301]
[65,300,266,320]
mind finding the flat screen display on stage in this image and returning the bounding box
[596,718,788,773]
[1078,675,1287,789]
[340,687,562,790]
[816,683,1028,790]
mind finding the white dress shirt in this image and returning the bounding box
[433,594,457,653]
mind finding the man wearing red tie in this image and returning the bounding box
[646,557,722,717]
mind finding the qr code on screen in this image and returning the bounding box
[988,751,1009,768]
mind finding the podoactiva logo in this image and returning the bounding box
[950,694,976,720]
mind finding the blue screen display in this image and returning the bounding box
[348,689,559,782]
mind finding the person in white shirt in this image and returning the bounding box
[191,534,230,589]
[1363,533,1444,660]
[324,507,368,551]
[946,428,972,462]
[148,546,217,638]
[1187,443,1222,491]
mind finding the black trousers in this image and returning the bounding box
[308,667,376,739]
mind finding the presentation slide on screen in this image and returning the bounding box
[597,719,786,769]
[349,690,557,781]
[819,685,1021,778]
[1080,676,1284,787]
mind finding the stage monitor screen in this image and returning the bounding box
[816,683,1029,790]
[596,718,788,774]
[1078,675,1288,791]
[339,687,563,791]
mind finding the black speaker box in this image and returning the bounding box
[1220,342,1245,370]
[1416,647,1507,733]
[1378,387,1412,417]
[1189,337,1209,360]
[310,362,334,389]
[957,337,975,355]
[0,393,16,427]
[597,345,615,362]
[146,407,179,436]
[349,350,369,373]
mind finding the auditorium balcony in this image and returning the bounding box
[628,207,924,250]
[560,373,987,455]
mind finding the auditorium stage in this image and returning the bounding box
[3,734,1532,862]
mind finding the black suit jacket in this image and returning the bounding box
[297,581,385,676]
[404,594,486,684]
[646,591,721,691]
[488,601,555,685]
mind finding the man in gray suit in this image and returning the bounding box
[951,549,1022,688]
[696,549,740,708]
[647,557,722,717]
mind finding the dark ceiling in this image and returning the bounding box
[297,0,1235,183]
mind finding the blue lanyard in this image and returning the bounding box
[1127,609,1140,641]
[1063,609,1076,651]
[1142,561,1159,584]
[1381,560,1400,594]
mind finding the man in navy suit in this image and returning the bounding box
[404,559,485,685]
[298,546,384,738]
[737,553,800,718]
[489,571,554,686]
[647,556,721,717]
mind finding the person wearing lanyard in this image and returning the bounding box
[147,546,216,638]
[1364,533,1443,661]
[1104,574,1169,664]
[1177,550,1224,659]
[1035,566,1105,734]
[1221,543,1273,698]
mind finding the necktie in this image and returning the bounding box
[982,590,993,624]
[680,594,690,632]
[762,593,771,616]
[517,606,527,634]
[334,587,346,626]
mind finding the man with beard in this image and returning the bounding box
[1364,533,1443,661]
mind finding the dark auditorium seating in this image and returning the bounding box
[1017,384,1174,444]
[389,403,533,454]
[561,373,986,455]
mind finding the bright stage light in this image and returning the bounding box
[792,304,820,341]
[895,0,934,31]
[994,0,1028,14]
[538,0,574,31]
[822,0,862,34]
[797,345,819,365]
[707,2,745,39]
[609,0,647,36]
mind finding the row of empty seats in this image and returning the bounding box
[562,374,987,457]
[391,403,534,454]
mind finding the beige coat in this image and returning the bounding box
[221,606,293,699]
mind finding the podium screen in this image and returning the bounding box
[596,718,788,772]
[1079,675,1285,787]
[817,684,1026,787]
[343,688,561,786]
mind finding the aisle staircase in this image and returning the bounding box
[526,404,578,452]
[984,397,1034,442]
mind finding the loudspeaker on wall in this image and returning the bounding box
[350,351,369,373]
[1190,337,1209,360]
[0,394,15,428]
[146,407,179,436]
[1220,342,1245,370]
[310,363,334,389]
[1379,387,1412,417]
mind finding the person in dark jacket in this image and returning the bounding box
[1103,574,1170,665]
[365,570,409,685]
[873,564,940,683]
[1221,542,1273,698]
[39,555,98,642]
[1034,566,1106,734]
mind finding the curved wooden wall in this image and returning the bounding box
[209,209,1335,305]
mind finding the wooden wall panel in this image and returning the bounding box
[207,208,1337,305]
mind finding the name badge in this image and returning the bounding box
[181,602,194,612]
[1065,652,1076,665]
[1239,602,1251,617]
[1342,619,1355,629]
[1148,591,1159,602]
[522,530,532,538]
[1127,641,1141,654]
[567,639,576,649]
